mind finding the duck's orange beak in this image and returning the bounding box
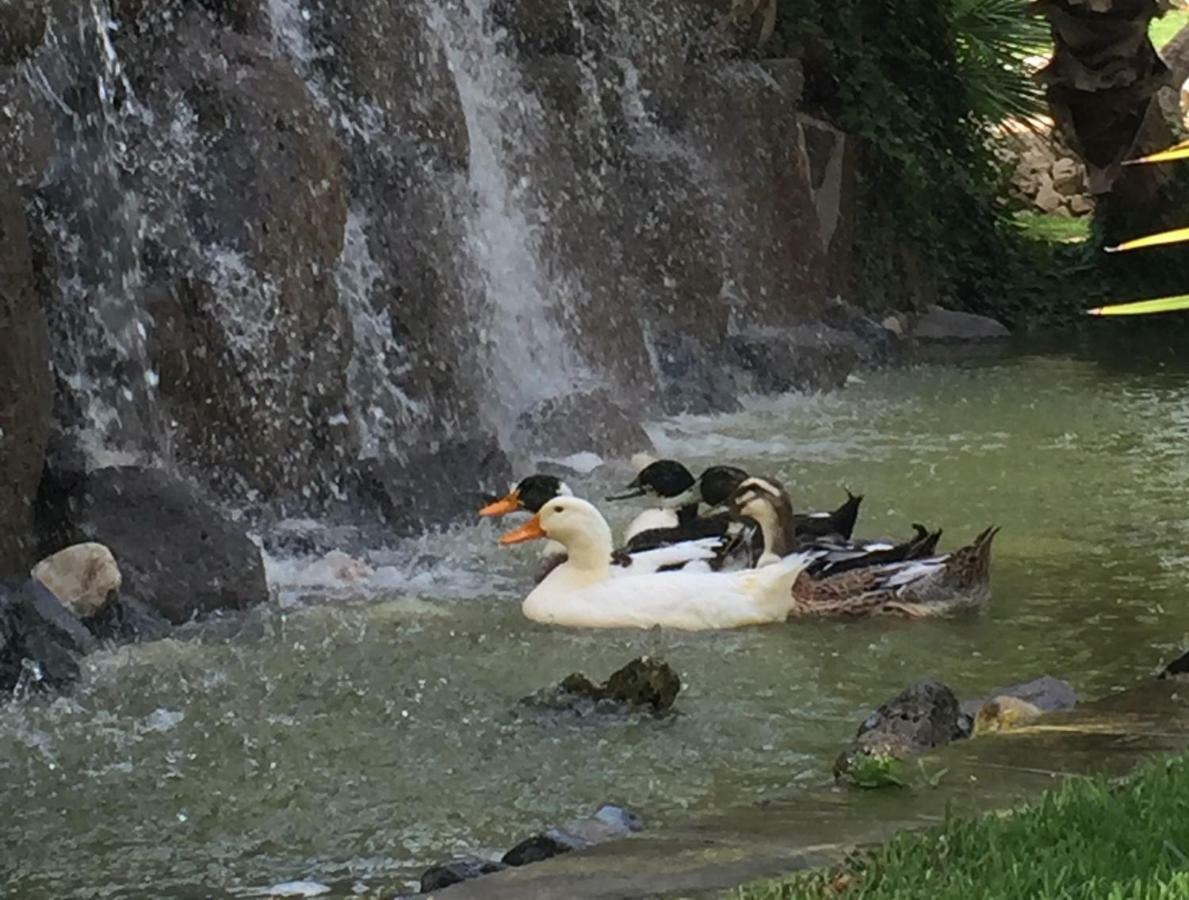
[479,490,522,517]
[499,514,546,545]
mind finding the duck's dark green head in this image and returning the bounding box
[606,459,695,503]
[480,474,570,516]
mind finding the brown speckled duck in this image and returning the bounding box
[726,477,998,619]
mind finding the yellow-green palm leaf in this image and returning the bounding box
[1106,226,1189,253]
[1087,294,1189,316]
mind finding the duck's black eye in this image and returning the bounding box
[553,505,564,514]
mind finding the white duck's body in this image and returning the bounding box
[503,498,812,630]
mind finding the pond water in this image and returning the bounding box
[6,326,1189,897]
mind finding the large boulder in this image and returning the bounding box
[0,578,97,694]
[0,175,52,577]
[39,466,268,625]
[724,325,857,395]
[31,542,122,618]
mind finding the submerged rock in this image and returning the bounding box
[83,596,172,646]
[913,306,1010,342]
[31,543,122,619]
[0,578,97,694]
[836,680,969,777]
[37,466,268,625]
[521,657,681,719]
[1159,649,1189,680]
[972,696,1045,735]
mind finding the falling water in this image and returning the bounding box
[31,0,165,467]
[423,0,591,437]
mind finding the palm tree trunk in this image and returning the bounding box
[1034,0,1176,217]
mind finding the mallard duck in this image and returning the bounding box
[480,475,726,577]
[498,497,815,630]
[725,478,997,618]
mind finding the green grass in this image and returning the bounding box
[1013,211,1091,244]
[733,753,1189,899]
[1152,9,1189,50]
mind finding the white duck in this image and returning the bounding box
[498,497,814,630]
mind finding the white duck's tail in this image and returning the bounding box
[750,552,815,620]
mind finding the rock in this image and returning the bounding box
[881,315,905,337]
[517,390,655,458]
[354,435,511,537]
[82,596,172,645]
[419,857,507,893]
[0,0,47,65]
[501,833,574,867]
[836,680,969,775]
[503,804,645,866]
[39,466,268,625]
[650,331,743,415]
[0,174,52,577]
[491,0,579,55]
[913,306,1010,342]
[1051,157,1084,195]
[972,696,1044,735]
[31,543,122,619]
[0,577,98,694]
[1159,648,1189,679]
[1068,193,1094,216]
[724,325,858,394]
[1035,181,1066,214]
[520,657,681,719]
[960,675,1077,716]
[0,73,54,188]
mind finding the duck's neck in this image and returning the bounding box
[755,497,797,560]
[676,504,698,528]
[556,519,614,579]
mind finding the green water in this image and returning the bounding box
[5,328,1189,897]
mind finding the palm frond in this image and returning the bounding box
[1088,295,1189,316]
[1123,139,1189,165]
[1106,226,1189,253]
[949,0,1050,124]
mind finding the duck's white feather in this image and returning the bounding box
[525,551,812,630]
[622,508,678,544]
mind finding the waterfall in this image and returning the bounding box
[422,0,592,440]
[31,0,165,468]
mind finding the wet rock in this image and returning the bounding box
[521,657,681,718]
[127,12,352,502]
[0,577,97,694]
[503,804,645,866]
[913,306,1010,342]
[836,680,969,776]
[355,435,511,537]
[725,325,858,394]
[518,390,655,458]
[38,466,268,625]
[960,675,1078,716]
[0,75,54,188]
[972,696,1044,735]
[0,0,47,65]
[83,596,172,646]
[0,174,52,578]
[419,857,507,893]
[491,0,580,55]
[1159,648,1189,679]
[31,543,122,619]
[649,331,743,416]
[501,833,574,867]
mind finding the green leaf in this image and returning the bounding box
[1087,295,1189,316]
